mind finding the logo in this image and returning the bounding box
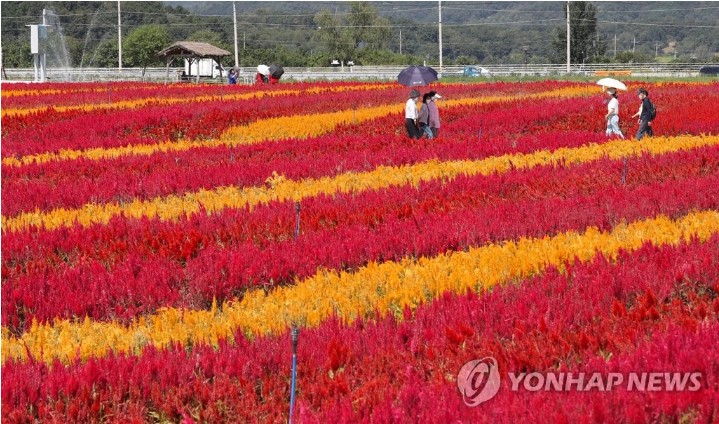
[457,357,501,406]
[457,356,703,407]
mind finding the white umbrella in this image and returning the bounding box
[257,64,270,76]
[596,77,627,91]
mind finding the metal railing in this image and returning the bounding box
[1,63,714,83]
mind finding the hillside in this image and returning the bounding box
[2,1,717,68]
[168,1,719,62]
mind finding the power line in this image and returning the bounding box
[598,5,719,12]
[5,2,719,20]
[444,19,564,27]
[4,17,718,33]
[596,19,719,29]
[6,6,719,28]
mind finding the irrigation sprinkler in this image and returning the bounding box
[622,158,627,186]
[289,326,300,424]
[294,201,301,242]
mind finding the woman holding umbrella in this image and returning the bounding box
[256,64,270,84]
[269,65,284,84]
[604,87,625,140]
[597,78,626,140]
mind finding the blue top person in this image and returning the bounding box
[228,68,238,85]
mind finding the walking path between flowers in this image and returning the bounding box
[3,133,717,233]
[1,86,589,167]
[3,208,718,365]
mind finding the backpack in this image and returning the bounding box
[647,99,657,120]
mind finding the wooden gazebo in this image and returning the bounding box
[158,41,231,82]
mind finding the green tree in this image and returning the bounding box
[313,2,391,65]
[88,38,119,68]
[187,29,234,67]
[552,2,606,64]
[1,40,33,67]
[313,11,352,62]
[615,50,654,64]
[123,24,169,74]
[187,30,228,51]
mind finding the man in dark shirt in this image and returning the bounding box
[632,88,654,140]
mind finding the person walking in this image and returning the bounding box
[632,88,654,141]
[405,90,421,139]
[427,91,442,138]
[228,68,238,85]
[418,92,434,139]
[605,88,625,139]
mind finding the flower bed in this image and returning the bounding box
[2,79,718,422]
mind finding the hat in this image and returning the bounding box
[637,88,648,96]
[433,93,442,100]
[409,89,420,98]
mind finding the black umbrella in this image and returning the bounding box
[397,65,438,87]
[269,64,285,79]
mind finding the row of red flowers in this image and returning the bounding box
[3,94,600,216]
[4,144,719,331]
[3,80,719,423]
[6,83,719,217]
[3,232,717,422]
[1,81,373,109]
[1,80,564,157]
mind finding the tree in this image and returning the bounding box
[552,2,606,64]
[1,40,33,67]
[187,30,228,51]
[87,39,119,68]
[313,2,391,65]
[123,24,169,75]
[313,10,353,62]
[615,50,653,64]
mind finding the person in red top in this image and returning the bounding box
[269,75,280,84]
[255,73,268,84]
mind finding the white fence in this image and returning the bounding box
[1,63,714,83]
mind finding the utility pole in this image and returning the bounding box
[243,32,246,50]
[117,1,122,72]
[566,1,570,73]
[233,2,238,67]
[438,1,443,76]
[632,36,636,53]
[655,41,659,57]
[399,29,402,55]
[614,33,617,58]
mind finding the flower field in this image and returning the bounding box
[2,78,719,422]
